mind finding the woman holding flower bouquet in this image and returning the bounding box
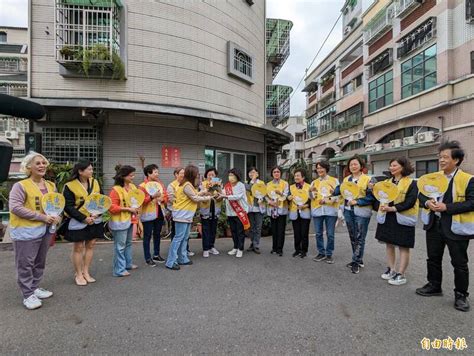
[199,167,222,258]
[245,167,266,254]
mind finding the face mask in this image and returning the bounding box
[228,176,237,183]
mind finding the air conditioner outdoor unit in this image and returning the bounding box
[403,135,416,146]
[344,26,351,35]
[5,130,19,140]
[390,139,403,148]
[417,131,435,143]
[357,132,366,140]
[365,144,376,153]
[335,139,343,146]
[375,143,384,151]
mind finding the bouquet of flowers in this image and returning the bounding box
[206,177,222,197]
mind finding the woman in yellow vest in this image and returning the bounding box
[332,155,375,274]
[374,157,418,286]
[63,159,103,286]
[165,165,211,270]
[245,167,266,254]
[108,165,139,277]
[9,152,59,310]
[310,160,340,264]
[288,169,311,258]
[266,166,289,256]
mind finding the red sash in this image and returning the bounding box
[225,183,250,230]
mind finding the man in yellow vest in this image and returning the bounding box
[417,141,474,312]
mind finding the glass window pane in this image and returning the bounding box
[424,72,437,89]
[369,80,376,90]
[412,53,424,66]
[376,75,384,86]
[385,70,393,80]
[369,101,377,113]
[402,84,412,99]
[385,79,393,94]
[205,149,215,171]
[377,85,384,97]
[425,57,436,74]
[427,160,438,173]
[246,154,257,175]
[369,88,377,101]
[413,63,424,81]
[233,153,246,180]
[385,92,393,106]
[412,79,423,95]
[401,70,411,86]
[216,151,231,181]
[401,60,412,72]
[424,45,437,58]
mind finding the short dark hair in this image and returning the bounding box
[228,168,242,182]
[271,166,282,178]
[173,167,184,176]
[143,164,159,177]
[69,159,93,182]
[439,140,465,166]
[183,165,199,187]
[346,154,366,171]
[389,157,414,177]
[113,165,136,187]
[315,160,330,173]
[293,168,306,179]
[247,166,259,183]
[204,167,218,178]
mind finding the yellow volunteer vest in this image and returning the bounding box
[344,174,372,218]
[173,182,198,221]
[9,178,56,239]
[109,183,137,230]
[266,179,288,210]
[64,178,100,217]
[199,180,222,211]
[139,180,166,222]
[169,179,179,210]
[310,176,340,211]
[289,182,311,213]
[392,176,418,226]
[451,170,474,236]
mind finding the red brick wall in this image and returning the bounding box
[322,79,334,93]
[341,56,363,79]
[308,93,317,103]
[368,30,393,56]
[400,0,436,31]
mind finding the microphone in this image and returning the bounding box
[0,94,46,121]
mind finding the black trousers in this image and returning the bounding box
[228,216,246,251]
[271,215,287,253]
[292,217,310,254]
[426,220,470,295]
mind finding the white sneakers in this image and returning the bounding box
[209,248,220,255]
[381,268,397,280]
[23,295,42,310]
[203,250,210,258]
[227,248,238,256]
[34,288,53,299]
[388,273,407,286]
[23,288,53,310]
[236,250,243,258]
[187,251,195,257]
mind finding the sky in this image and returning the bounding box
[0,0,344,116]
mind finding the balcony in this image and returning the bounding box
[266,19,293,79]
[336,103,363,131]
[266,85,293,126]
[54,0,125,79]
[363,4,395,45]
[0,83,27,97]
[395,0,422,18]
[0,58,27,73]
[397,17,436,59]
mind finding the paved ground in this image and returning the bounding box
[0,220,472,355]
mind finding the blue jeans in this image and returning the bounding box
[248,212,263,247]
[343,209,370,264]
[201,217,217,251]
[112,225,133,276]
[165,222,191,268]
[314,215,337,257]
[142,218,164,261]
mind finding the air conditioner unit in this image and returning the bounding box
[365,144,376,153]
[335,139,343,146]
[403,135,417,146]
[375,143,384,151]
[390,139,403,148]
[344,26,351,35]
[5,130,19,139]
[357,132,366,140]
[417,131,435,143]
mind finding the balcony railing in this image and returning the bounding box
[0,58,27,73]
[54,0,124,79]
[266,19,293,79]
[397,17,436,59]
[336,103,363,131]
[363,4,395,45]
[0,83,27,97]
[266,85,293,126]
[394,0,422,18]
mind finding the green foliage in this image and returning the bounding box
[0,183,9,210]
[217,204,230,238]
[286,158,310,185]
[45,163,73,193]
[261,215,271,236]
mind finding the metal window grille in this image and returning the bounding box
[233,49,253,78]
[42,127,103,174]
[0,117,29,133]
[0,58,27,72]
[0,83,27,97]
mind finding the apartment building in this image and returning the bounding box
[276,115,306,169]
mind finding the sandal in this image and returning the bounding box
[83,274,96,283]
[75,275,87,286]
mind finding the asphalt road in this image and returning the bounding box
[0,220,472,355]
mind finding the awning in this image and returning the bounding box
[302,81,318,93]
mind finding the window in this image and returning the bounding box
[342,74,362,96]
[378,126,439,144]
[416,160,438,178]
[466,0,474,22]
[295,133,304,142]
[0,32,6,43]
[227,41,255,84]
[336,103,363,131]
[0,117,29,133]
[205,148,258,182]
[295,151,304,159]
[471,51,474,74]
[401,45,437,99]
[42,127,103,174]
[397,18,436,59]
[342,141,364,152]
[368,71,393,113]
[368,49,393,78]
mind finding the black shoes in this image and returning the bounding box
[178,261,193,266]
[454,292,470,312]
[351,262,360,274]
[416,283,443,297]
[278,251,283,257]
[313,254,326,262]
[152,255,165,263]
[145,260,157,267]
[292,251,301,257]
[270,250,275,254]
[166,264,180,271]
[247,244,254,252]
[300,252,307,258]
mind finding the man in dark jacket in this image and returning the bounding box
[416,141,474,312]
